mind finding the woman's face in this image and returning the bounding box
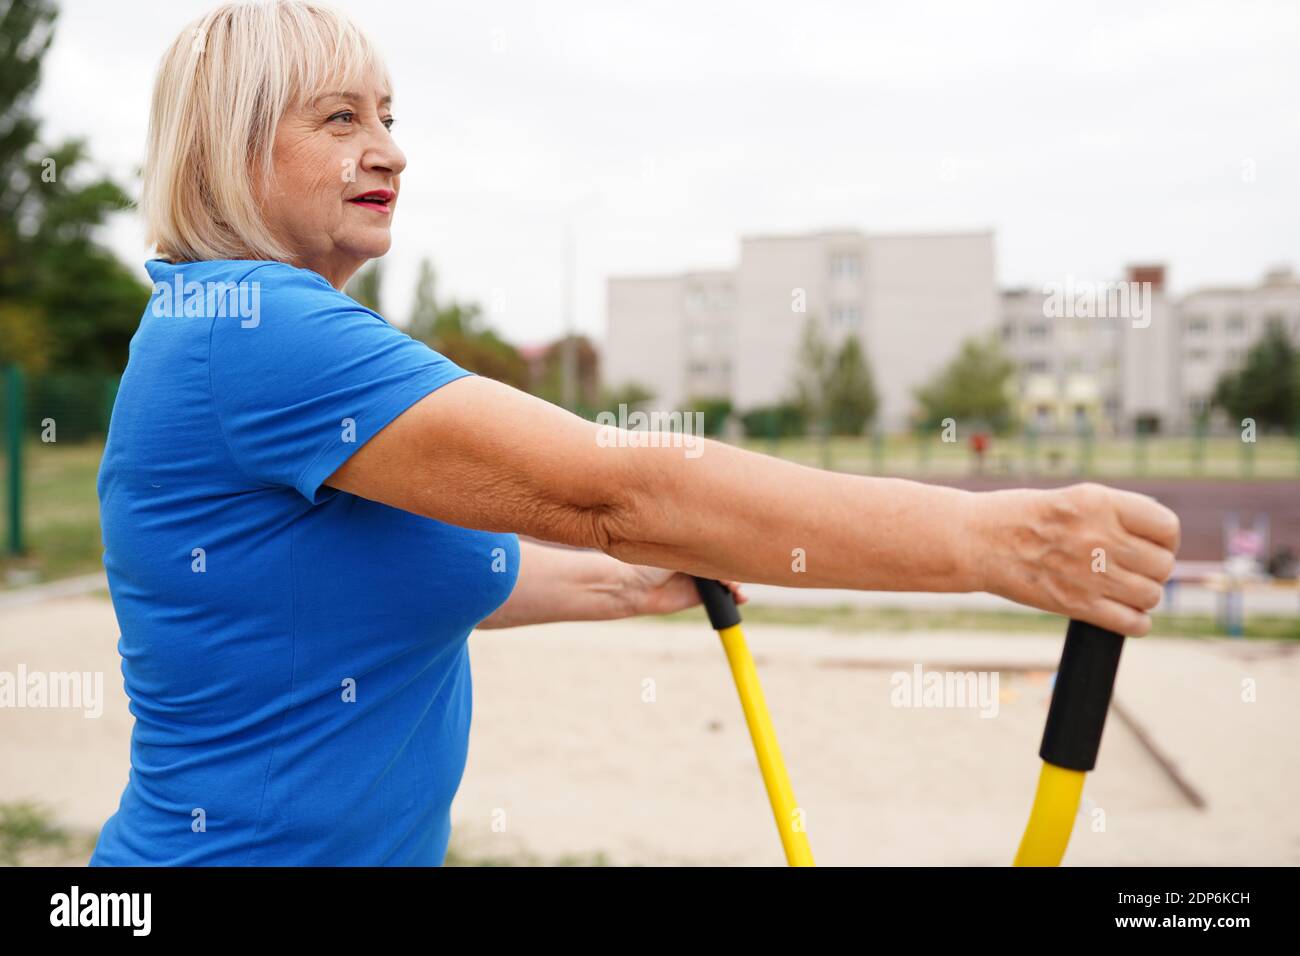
[261,77,405,288]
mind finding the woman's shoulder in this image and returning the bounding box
[147,258,343,298]
[147,257,361,300]
[238,261,362,314]
[147,258,386,333]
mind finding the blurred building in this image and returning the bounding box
[1175,267,1300,427]
[1001,285,1119,434]
[605,230,1300,435]
[1002,264,1167,435]
[605,269,736,416]
[1002,265,1300,434]
[605,229,999,430]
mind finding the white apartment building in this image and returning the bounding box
[1176,267,1300,427]
[604,229,999,431]
[605,269,736,412]
[1002,265,1300,434]
[605,229,1300,435]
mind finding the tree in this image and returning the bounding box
[407,258,440,342]
[404,256,528,390]
[0,299,52,371]
[0,1,149,372]
[601,382,654,410]
[739,403,805,439]
[825,335,877,435]
[1212,320,1298,431]
[0,0,56,226]
[434,327,529,390]
[790,316,831,434]
[346,260,384,313]
[912,334,1016,434]
[788,318,879,436]
[0,1,148,371]
[685,396,733,437]
[1294,353,1300,427]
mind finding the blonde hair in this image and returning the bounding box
[142,0,392,263]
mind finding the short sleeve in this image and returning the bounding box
[208,262,471,503]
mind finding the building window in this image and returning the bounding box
[830,252,862,279]
[1186,315,1210,334]
[1065,356,1083,372]
[686,286,733,311]
[1027,322,1049,341]
[830,304,862,329]
[1025,359,1049,374]
[1226,313,1246,334]
[1185,348,1209,362]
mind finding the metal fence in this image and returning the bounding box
[1,365,120,554]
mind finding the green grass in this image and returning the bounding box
[658,602,1300,641]
[1,440,105,586]
[0,801,89,867]
[737,433,1300,480]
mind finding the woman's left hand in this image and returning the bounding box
[621,565,747,617]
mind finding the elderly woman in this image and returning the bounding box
[90,0,1179,866]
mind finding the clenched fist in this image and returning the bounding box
[971,482,1181,636]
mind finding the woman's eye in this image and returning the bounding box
[328,110,354,124]
[382,117,396,130]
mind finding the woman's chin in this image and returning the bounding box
[348,234,392,260]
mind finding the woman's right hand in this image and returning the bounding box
[971,482,1180,636]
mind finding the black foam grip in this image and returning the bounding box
[693,577,742,630]
[1039,619,1126,771]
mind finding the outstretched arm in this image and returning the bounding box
[326,376,1179,635]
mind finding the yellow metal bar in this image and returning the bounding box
[1013,761,1086,867]
[715,623,815,867]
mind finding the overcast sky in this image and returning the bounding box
[35,0,1300,344]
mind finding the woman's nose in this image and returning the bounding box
[362,136,406,177]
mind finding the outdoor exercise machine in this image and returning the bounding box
[693,578,1126,867]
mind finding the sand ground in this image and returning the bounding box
[2,593,1297,866]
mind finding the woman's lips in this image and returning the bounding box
[347,189,396,214]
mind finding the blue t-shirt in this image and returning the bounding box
[89,258,519,866]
